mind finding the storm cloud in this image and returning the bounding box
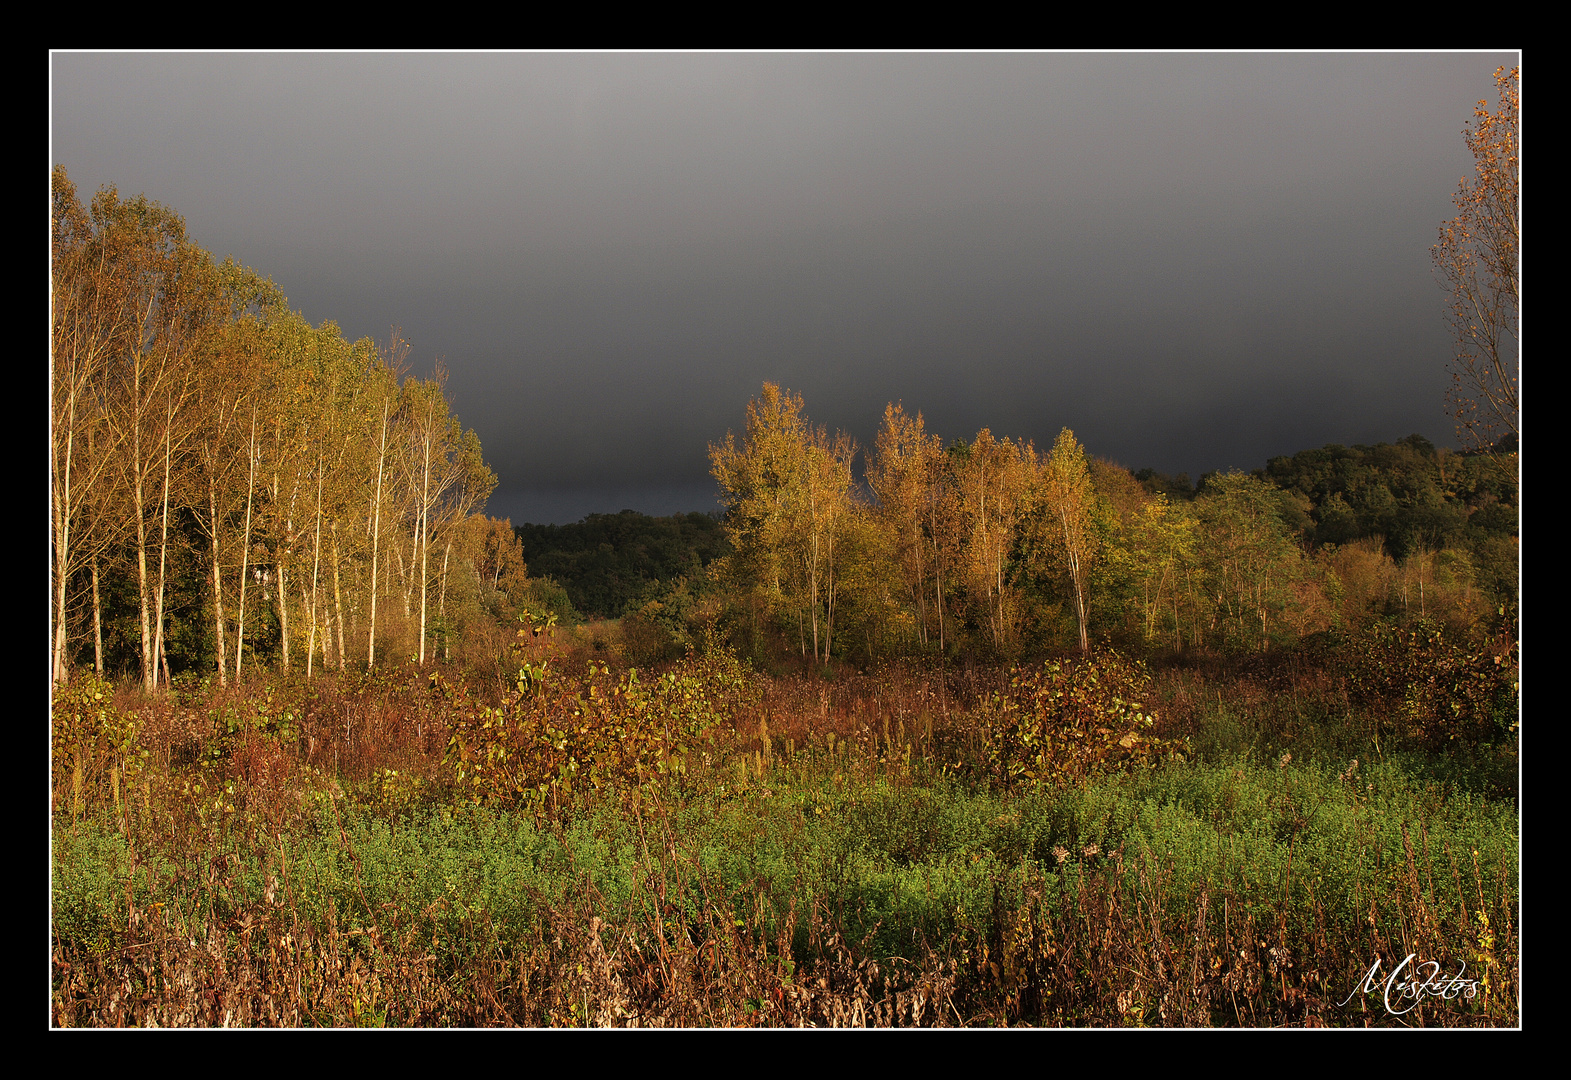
[50,51,1518,523]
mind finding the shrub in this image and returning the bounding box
[620,602,682,668]
[443,649,757,811]
[51,676,143,817]
[1343,620,1518,749]
[987,650,1174,786]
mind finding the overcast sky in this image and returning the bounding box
[50,51,1519,524]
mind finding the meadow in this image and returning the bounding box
[50,624,1518,1028]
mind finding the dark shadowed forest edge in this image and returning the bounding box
[51,165,1519,1027]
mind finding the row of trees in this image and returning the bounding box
[51,167,498,689]
[864,406,1102,657]
[710,385,1512,664]
[709,387,1105,662]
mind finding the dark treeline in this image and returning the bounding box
[513,511,730,621]
[1258,434,1516,579]
[1136,435,1517,608]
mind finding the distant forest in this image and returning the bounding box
[1139,432,1515,589]
[514,511,728,621]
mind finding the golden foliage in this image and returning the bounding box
[1434,66,1519,455]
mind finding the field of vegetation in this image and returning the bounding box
[51,613,1517,1028]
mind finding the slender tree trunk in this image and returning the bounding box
[809,526,820,663]
[332,522,346,670]
[209,476,228,687]
[1075,576,1089,653]
[276,460,303,673]
[368,401,388,668]
[395,541,412,618]
[278,564,290,672]
[418,421,433,665]
[824,537,836,665]
[350,564,364,662]
[307,457,324,680]
[301,575,315,678]
[152,418,174,691]
[418,505,429,665]
[133,394,156,692]
[1061,507,1090,654]
[52,394,75,685]
[932,531,945,655]
[1070,553,1088,653]
[92,554,104,677]
[994,545,1006,654]
[439,538,453,661]
[235,410,257,679]
[135,493,155,689]
[423,443,435,666]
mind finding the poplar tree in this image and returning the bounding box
[711,384,811,647]
[364,334,409,669]
[952,429,1035,656]
[84,186,217,690]
[799,426,858,663]
[51,169,127,684]
[869,403,945,648]
[395,366,496,665]
[1194,472,1305,651]
[188,263,283,685]
[711,384,860,663]
[1040,428,1099,654]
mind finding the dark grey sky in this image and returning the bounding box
[50,51,1519,524]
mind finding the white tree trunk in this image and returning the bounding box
[332,522,346,670]
[368,401,389,668]
[92,554,104,677]
[209,477,228,687]
[234,410,258,679]
[307,458,324,679]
